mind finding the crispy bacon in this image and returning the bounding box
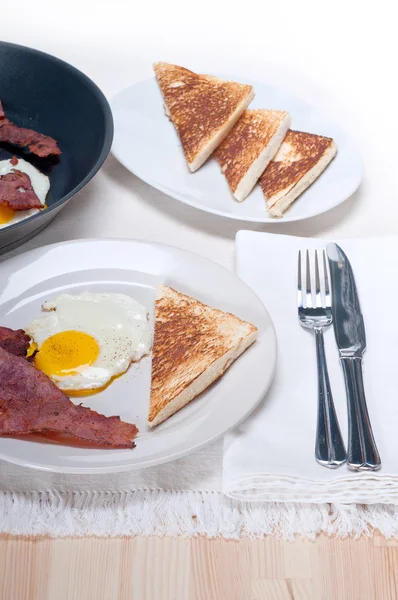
[0,169,42,211]
[0,120,61,158]
[0,100,60,157]
[0,346,138,448]
[0,326,31,358]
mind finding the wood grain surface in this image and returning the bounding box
[1,534,397,600]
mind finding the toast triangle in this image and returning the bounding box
[148,286,257,427]
[260,130,337,217]
[215,109,291,201]
[154,62,254,172]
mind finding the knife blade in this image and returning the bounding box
[327,243,381,471]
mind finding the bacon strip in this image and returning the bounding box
[0,120,61,158]
[0,169,43,211]
[0,100,60,157]
[0,326,31,358]
[0,346,138,448]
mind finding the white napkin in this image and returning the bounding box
[223,232,398,504]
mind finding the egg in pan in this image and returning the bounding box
[0,158,49,228]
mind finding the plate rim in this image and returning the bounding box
[111,74,363,224]
[0,237,278,473]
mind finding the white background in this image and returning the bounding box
[1,0,397,267]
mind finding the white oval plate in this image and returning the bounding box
[0,239,277,473]
[111,75,363,223]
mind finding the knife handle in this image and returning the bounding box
[341,357,381,471]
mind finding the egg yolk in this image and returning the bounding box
[26,341,38,358]
[34,330,99,378]
[0,205,15,225]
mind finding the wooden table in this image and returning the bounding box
[1,534,396,599]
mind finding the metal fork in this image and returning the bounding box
[298,250,346,468]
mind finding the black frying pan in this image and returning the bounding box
[0,42,113,254]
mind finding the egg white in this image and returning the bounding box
[26,292,151,391]
[0,158,50,229]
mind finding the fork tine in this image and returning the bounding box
[323,250,331,308]
[315,251,322,308]
[298,250,303,308]
[306,250,312,308]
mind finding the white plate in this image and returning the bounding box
[111,75,363,223]
[0,239,277,473]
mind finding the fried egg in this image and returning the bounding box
[26,292,151,392]
[0,158,50,229]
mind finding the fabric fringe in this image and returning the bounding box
[1,490,398,539]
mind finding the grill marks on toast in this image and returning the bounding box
[260,130,337,215]
[149,286,257,426]
[215,109,291,199]
[154,63,254,171]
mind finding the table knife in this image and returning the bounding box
[326,243,381,471]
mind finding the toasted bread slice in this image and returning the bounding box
[260,130,337,217]
[153,62,254,172]
[215,109,291,201]
[148,286,257,427]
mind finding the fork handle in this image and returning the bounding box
[341,357,381,471]
[314,328,346,468]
